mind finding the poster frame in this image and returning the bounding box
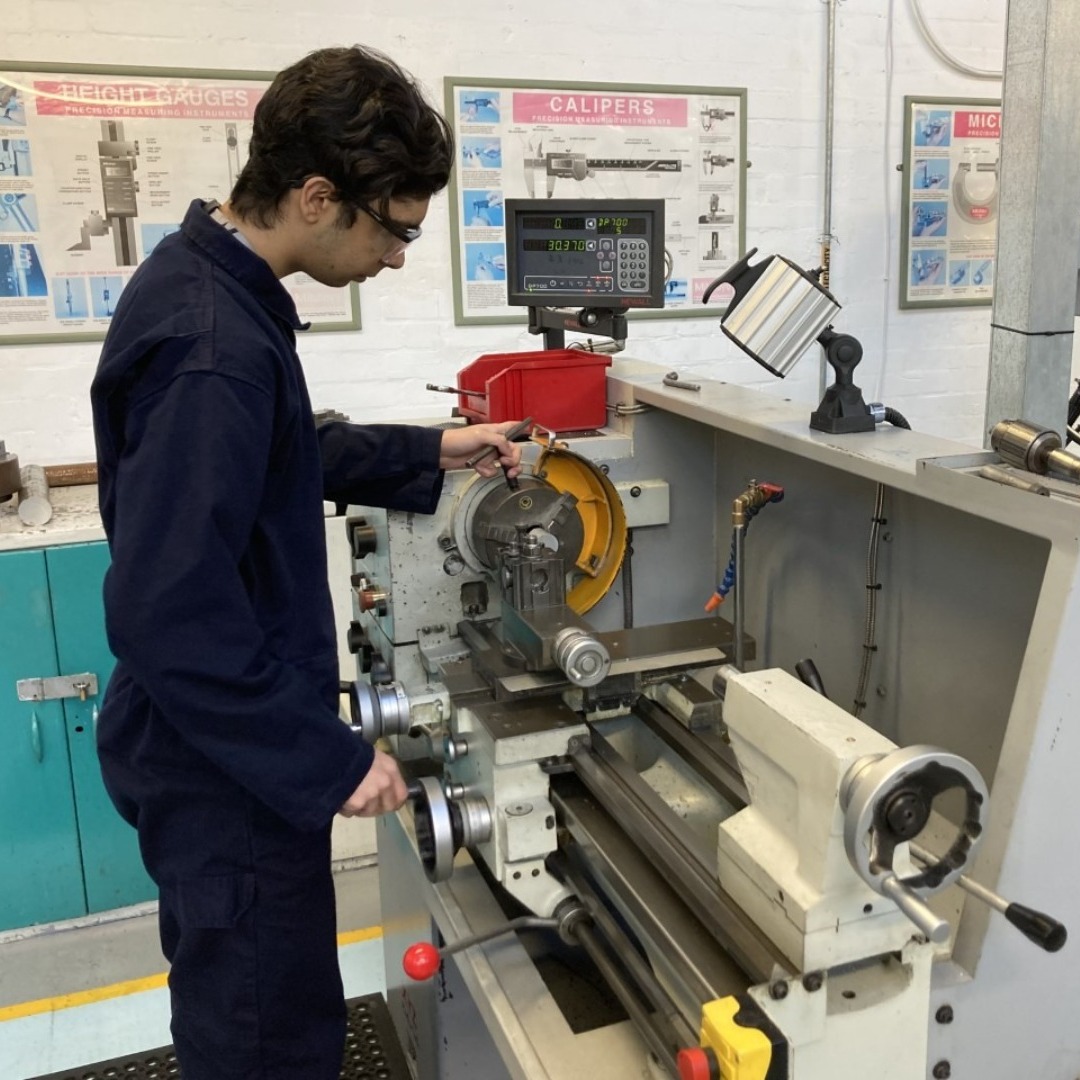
[0,59,361,345]
[444,75,748,327]
[899,94,1002,311]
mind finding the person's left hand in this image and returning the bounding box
[439,421,525,479]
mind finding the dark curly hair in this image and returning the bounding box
[230,46,454,227]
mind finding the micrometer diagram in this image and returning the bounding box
[952,154,999,225]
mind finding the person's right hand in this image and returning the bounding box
[339,748,408,817]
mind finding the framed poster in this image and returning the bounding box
[900,96,1001,309]
[445,76,748,325]
[0,61,360,345]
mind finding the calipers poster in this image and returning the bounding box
[0,63,359,344]
[445,77,747,325]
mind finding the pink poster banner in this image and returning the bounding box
[953,109,1001,139]
[32,80,262,120]
[512,91,687,127]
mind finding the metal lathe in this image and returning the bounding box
[342,355,1077,1080]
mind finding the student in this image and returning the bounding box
[90,44,520,1080]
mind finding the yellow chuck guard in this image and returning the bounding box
[700,995,787,1080]
[532,442,627,615]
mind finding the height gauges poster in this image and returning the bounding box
[0,63,359,344]
[900,96,1002,309]
[445,77,747,324]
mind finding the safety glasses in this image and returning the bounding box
[355,202,423,250]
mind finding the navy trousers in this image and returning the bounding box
[127,782,346,1079]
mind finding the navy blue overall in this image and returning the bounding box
[90,200,444,1079]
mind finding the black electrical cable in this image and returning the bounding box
[883,407,911,429]
[854,483,886,718]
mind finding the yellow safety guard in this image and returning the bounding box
[533,443,627,614]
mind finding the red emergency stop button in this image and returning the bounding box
[677,1046,720,1080]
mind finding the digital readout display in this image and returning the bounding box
[523,239,589,252]
[521,216,586,231]
[596,217,647,235]
[519,215,648,236]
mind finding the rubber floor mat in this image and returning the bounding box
[24,992,409,1080]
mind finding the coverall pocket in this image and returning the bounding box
[162,871,262,1078]
[170,871,256,929]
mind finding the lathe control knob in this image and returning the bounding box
[347,517,378,559]
[841,745,988,943]
[402,942,441,981]
[407,776,492,883]
[346,621,373,665]
[552,627,610,688]
[349,680,411,741]
[358,587,389,615]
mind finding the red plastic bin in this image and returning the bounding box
[456,349,611,432]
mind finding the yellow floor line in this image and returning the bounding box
[0,924,383,1023]
[337,925,383,947]
[0,972,169,1023]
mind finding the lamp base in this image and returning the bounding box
[810,330,875,434]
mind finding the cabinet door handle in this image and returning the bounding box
[30,711,43,763]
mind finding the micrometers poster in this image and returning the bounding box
[0,63,359,345]
[900,96,1001,310]
[445,77,748,325]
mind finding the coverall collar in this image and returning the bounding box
[181,199,309,332]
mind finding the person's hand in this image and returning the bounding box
[486,191,504,208]
[439,421,524,480]
[339,748,408,817]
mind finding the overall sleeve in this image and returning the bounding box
[103,366,372,832]
[318,421,444,512]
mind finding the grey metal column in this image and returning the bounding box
[985,0,1080,439]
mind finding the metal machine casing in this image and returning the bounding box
[347,359,1078,1080]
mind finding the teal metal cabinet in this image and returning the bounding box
[0,540,154,931]
[46,542,154,914]
[0,548,86,929]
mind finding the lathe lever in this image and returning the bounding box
[910,842,1067,953]
[879,873,951,944]
[402,915,561,981]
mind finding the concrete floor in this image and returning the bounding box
[0,862,385,1079]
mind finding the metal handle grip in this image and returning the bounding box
[879,874,951,944]
[1005,903,1068,953]
[30,711,42,763]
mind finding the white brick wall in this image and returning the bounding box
[1,0,1012,462]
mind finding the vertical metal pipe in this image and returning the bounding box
[823,0,837,259]
[819,0,838,399]
[733,524,747,670]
